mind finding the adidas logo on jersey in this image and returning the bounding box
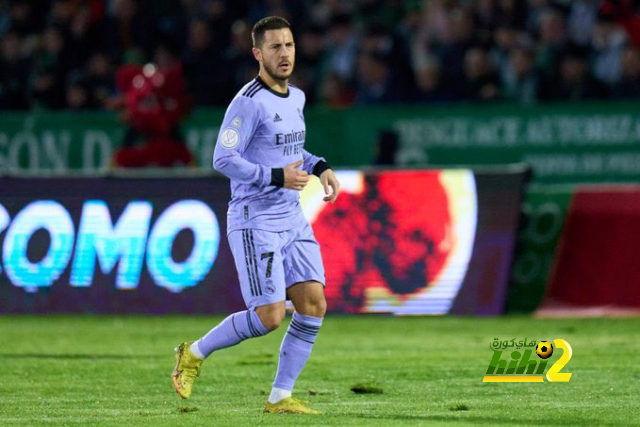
[273,113,282,122]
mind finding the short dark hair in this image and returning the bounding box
[252,16,291,47]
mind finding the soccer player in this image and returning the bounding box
[171,16,340,415]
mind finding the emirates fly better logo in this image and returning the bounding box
[483,338,573,382]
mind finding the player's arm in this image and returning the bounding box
[213,96,277,187]
[213,97,309,190]
[302,149,340,203]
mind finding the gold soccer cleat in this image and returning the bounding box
[171,341,203,399]
[264,397,322,415]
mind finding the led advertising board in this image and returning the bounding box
[0,170,525,315]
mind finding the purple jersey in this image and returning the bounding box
[213,76,325,234]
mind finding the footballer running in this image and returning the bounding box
[171,16,340,415]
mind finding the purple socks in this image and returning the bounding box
[273,312,323,391]
[194,309,269,358]
[193,309,323,394]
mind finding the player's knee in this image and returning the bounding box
[303,297,327,318]
[261,313,284,331]
[256,304,286,331]
[315,298,327,317]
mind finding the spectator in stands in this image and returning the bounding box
[355,51,407,104]
[600,0,640,47]
[199,0,241,52]
[490,24,531,81]
[413,56,454,104]
[0,1,9,36]
[612,46,640,98]
[48,0,74,33]
[361,22,414,94]
[309,0,354,28]
[0,32,31,110]
[223,19,256,97]
[66,1,102,71]
[247,0,297,27]
[525,0,566,35]
[149,0,187,45]
[326,13,360,84]
[5,0,42,37]
[476,0,527,43]
[357,0,405,31]
[103,0,153,62]
[65,75,95,110]
[31,26,69,109]
[475,0,499,40]
[182,17,225,106]
[395,0,423,62]
[460,47,500,101]
[502,45,540,105]
[112,44,192,168]
[433,7,477,92]
[414,0,452,54]
[410,0,451,79]
[320,71,356,108]
[84,51,115,108]
[291,24,326,105]
[567,0,600,47]
[539,43,609,101]
[500,0,528,28]
[180,0,202,21]
[590,11,627,85]
[535,8,568,81]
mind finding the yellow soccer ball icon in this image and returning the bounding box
[536,341,554,359]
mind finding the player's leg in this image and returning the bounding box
[265,224,326,414]
[191,301,283,357]
[172,229,287,399]
[172,303,282,399]
[266,281,325,402]
[195,229,289,354]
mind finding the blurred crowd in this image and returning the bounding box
[1,0,640,111]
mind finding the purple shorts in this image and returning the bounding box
[228,222,325,309]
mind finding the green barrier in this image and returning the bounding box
[2,102,640,184]
[0,109,350,173]
[337,102,640,183]
[0,111,215,172]
[506,185,574,313]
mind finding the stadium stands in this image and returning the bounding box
[1,0,639,110]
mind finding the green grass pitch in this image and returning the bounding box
[0,315,638,426]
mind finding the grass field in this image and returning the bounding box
[0,315,638,426]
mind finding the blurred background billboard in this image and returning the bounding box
[0,168,525,315]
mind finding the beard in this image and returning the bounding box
[263,60,294,82]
